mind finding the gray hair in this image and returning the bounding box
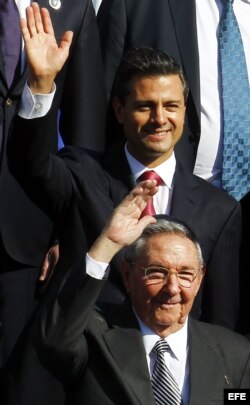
[125,218,204,267]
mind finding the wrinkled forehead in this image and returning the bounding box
[136,233,200,269]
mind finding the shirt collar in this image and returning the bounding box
[135,313,188,361]
[125,144,176,190]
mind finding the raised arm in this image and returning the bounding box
[88,179,158,262]
[33,180,158,383]
[20,2,73,94]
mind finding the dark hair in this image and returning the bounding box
[112,47,189,104]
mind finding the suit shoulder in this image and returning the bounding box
[191,320,250,351]
[58,147,102,172]
[190,173,240,207]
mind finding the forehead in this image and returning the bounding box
[127,74,184,98]
[138,233,199,268]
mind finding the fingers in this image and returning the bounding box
[39,254,49,281]
[60,31,74,52]
[127,179,158,212]
[25,3,41,37]
[128,179,158,202]
[24,2,55,37]
[138,214,157,230]
[20,18,30,42]
[40,7,55,36]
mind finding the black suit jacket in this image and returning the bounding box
[1,0,106,267]
[97,0,199,170]
[9,116,241,330]
[33,266,250,405]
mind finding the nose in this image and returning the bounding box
[162,274,181,295]
[151,106,167,126]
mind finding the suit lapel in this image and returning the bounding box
[102,142,135,204]
[0,47,6,87]
[169,0,200,114]
[188,319,232,404]
[170,163,200,224]
[102,305,156,405]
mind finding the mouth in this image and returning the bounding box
[153,298,181,308]
[144,128,171,140]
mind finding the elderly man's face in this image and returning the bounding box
[122,233,203,337]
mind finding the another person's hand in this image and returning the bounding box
[88,180,158,263]
[20,2,73,94]
[39,243,59,282]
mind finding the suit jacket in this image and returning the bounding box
[0,0,106,267]
[97,0,199,170]
[9,116,241,330]
[33,265,250,405]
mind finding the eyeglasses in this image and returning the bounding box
[140,266,200,288]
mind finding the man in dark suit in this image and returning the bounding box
[9,36,241,332]
[0,1,106,404]
[32,181,250,405]
[97,0,250,333]
[0,0,106,364]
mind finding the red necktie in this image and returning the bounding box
[138,170,162,217]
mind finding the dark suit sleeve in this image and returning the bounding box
[200,202,241,330]
[58,0,107,151]
[32,262,106,385]
[8,113,78,218]
[8,112,110,222]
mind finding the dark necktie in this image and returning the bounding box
[137,170,162,216]
[0,0,21,87]
[218,0,250,201]
[151,339,183,405]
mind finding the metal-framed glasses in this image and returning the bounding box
[141,266,200,288]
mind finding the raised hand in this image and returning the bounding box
[88,180,158,263]
[20,2,73,93]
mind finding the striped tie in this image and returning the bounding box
[151,339,182,405]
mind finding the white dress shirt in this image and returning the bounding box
[125,145,176,215]
[137,316,190,405]
[194,0,250,187]
[92,0,102,14]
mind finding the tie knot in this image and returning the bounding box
[138,170,163,186]
[153,339,169,355]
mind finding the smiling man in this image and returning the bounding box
[113,73,186,166]
[33,188,250,405]
[9,15,241,330]
[122,229,204,337]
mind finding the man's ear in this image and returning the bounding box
[112,96,124,124]
[120,260,132,293]
[194,265,206,296]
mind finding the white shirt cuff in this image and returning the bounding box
[86,253,109,280]
[19,82,56,119]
